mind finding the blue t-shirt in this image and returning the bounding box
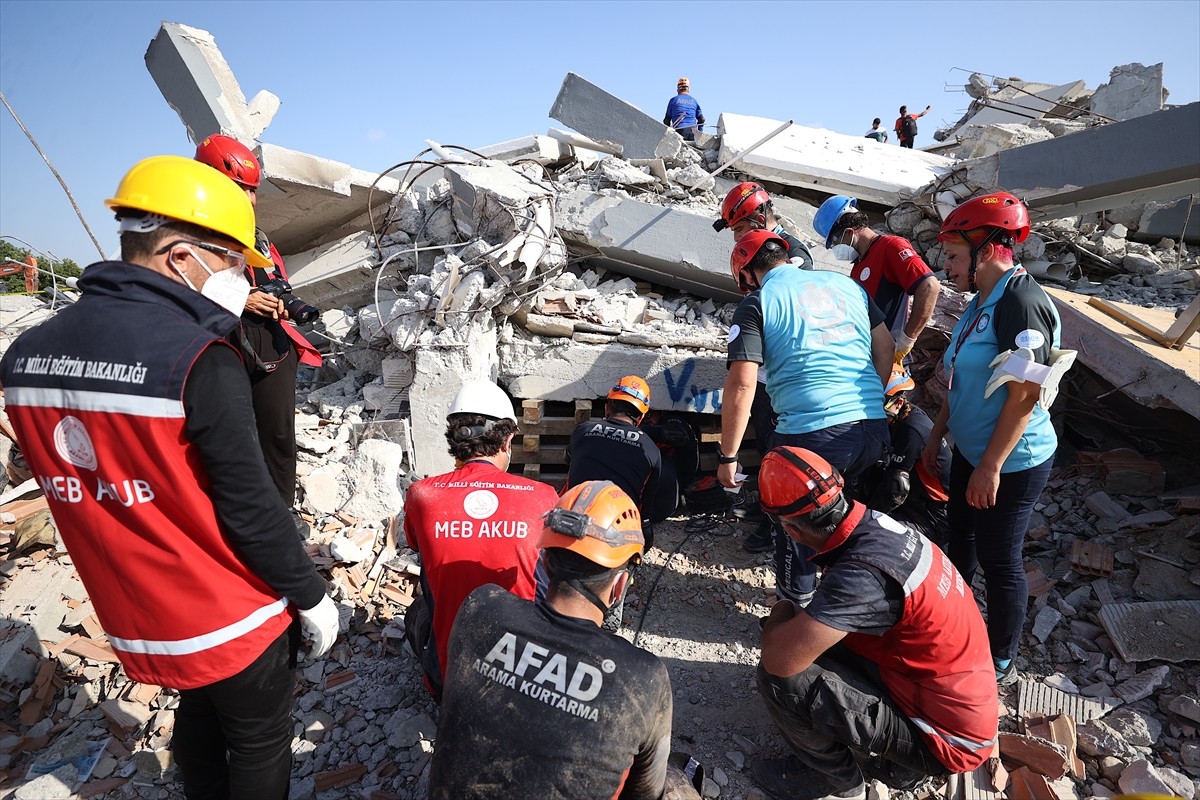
[728,267,886,435]
[943,267,1060,472]
[664,94,702,129]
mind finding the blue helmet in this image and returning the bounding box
[813,195,859,248]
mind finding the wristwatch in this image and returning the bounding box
[718,452,739,465]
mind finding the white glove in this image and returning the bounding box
[298,595,339,661]
[894,332,917,363]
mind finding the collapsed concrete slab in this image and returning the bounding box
[961,80,1087,130]
[145,22,279,144]
[286,231,379,310]
[555,188,741,301]
[254,143,400,255]
[1137,196,1200,242]
[1091,63,1167,122]
[475,134,574,165]
[1046,287,1199,421]
[958,102,1200,223]
[549,72,694,163]
[500,338,726,415]
[717,113,956,206]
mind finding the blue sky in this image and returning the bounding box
[2,0,1198,267]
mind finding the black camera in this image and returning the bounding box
[256,277,319,325]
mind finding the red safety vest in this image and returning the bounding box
[1,262,294,689]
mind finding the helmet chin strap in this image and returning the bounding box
[961,229,1003,292]
[567,578,618,617]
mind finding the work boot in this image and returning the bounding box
[748,755,866,800]
[995,657,1018,687]
[743,518,775,553]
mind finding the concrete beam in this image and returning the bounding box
[1046,287,1199,421]
[555,188,741,302]
[964,102,1200,222]
[500,339,727,415]
[475,135,574,165]
[717,112,957,206]
[144,22,278,143]
[549,72,690,162]
[286,231,379,309]
[408,332,499,478]
[1137,196,1200,243]
[255,143,400,256]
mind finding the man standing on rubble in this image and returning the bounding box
[714,182,816,553]
[894,104,931,149]
[813,195,939,364]
[403,379,559,701]
[0,156,339,799]
[719,231,893,607]
[429,480,698,800]
[750,447,998,800]
[664,77,705,141]
[194,134,323,512]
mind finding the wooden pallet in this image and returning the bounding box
[506,398,759,489]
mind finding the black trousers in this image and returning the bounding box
[173,626,299,800]
[240,321,300,507]
[757,645,947,792]
[899,139,914,149]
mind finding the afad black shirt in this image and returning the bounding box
[429,585,673,800]
[567,417,662,521]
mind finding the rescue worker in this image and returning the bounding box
[812,195,938,364]
[714,181,815,270]
[663,77,705,141]
[566,376,677,548]
[714,182,815,552]
[752,448,998,800]
[861,368,951,551]
[922,192,1073,685]
[719,230,893,607]
[194,134,322,508]
[0,156,338,799]
[403,379,559,700]
[429,481,698,800]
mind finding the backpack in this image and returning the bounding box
[900,114,918,140]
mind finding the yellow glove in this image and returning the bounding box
[894,332,917,363]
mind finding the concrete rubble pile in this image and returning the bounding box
[1,24,1199,797]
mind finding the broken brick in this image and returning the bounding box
[998,732,1070,780]
[1069,540,1114,577]
[315,763,367,790]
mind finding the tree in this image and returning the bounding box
[0,241,82,294]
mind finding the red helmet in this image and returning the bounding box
[759,447,844,520]
[715,182,771,232]
[937,191,1030,244]
[730,230,787,293]
[195,134,262,189]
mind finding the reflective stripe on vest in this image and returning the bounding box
[910,717,997,753]
[5,386,183,418]
[106,598,288,656]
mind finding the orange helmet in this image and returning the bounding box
[937,191,1030,245]
[730,230,787,293]
[195,134,262,190]
[540,481,644,568]
[608,375,651,416]
[759,447,845,520]
[715,181,771,232]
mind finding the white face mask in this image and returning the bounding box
[832,243,858,262]
[177,245,252,317]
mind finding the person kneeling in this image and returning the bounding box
[751,448,997,800]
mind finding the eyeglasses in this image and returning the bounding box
[157,239,247,271]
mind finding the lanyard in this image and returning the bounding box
[948,267,1025,388]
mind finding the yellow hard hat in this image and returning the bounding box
[106,155,271,268]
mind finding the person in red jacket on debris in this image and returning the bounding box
[750,447,997,800]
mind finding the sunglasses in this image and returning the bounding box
[157,239,248,271]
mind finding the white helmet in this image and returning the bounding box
[447,380,517,424]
